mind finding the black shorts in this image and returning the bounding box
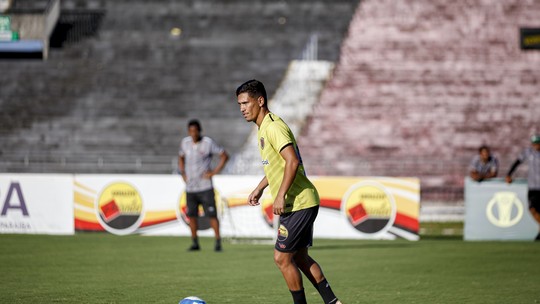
[275,205,319,253]
[528,190,540,213]
[186,189,217,218]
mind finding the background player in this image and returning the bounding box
[179,119,229,251]
[506,134,540,241]
[469,145,499,182]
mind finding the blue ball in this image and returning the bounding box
[180,296,206,304]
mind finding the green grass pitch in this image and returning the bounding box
[1,232,538,303]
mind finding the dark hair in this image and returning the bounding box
[478,145,490,153]
[187,119,201,131]
[236,79,268,107]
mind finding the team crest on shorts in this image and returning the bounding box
[277,224,288,241]
[260,137,265,150]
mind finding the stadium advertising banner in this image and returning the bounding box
[464,177,538,241]
[520,28,540,50]
[74,175,420,240]
[311,177,419,240]
[0,174,73,235]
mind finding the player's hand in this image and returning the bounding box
[505,176,513,184]
[203,171,214,179]
[273,197,285,215]
[248,188,263,206]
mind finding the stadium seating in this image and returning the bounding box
[0,0,358,173]
[3,0,539,203]
[297,0,540,200]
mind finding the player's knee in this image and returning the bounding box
[273,251,292,269]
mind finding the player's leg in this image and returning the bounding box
[293,237,340,303]
[209,217,221,251]
[275,210,310,304]
[201,189,222,251]
[529,207,540,224]
[274,249,306,304]
[293,247,324,288]
[186,192,200,251]
[188,217,199,249]
[528,190,540,240]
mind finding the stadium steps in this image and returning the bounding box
[0,0,359,173]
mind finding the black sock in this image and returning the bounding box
[290,289,307,304]
[192,237,199,246]
[310,280,320,292]
[317,279,338,304]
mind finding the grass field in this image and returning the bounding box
[1,230,539,304]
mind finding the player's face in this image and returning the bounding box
[188,125,201,142]
[479,148,490,162]
[237,92,261,122]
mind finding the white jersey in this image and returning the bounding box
[179,136,224,192]
[518,147,540,190]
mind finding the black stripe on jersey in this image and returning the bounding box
[269,114,274,121]
[279,142,293,153]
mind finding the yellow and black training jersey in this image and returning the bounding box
[257,113,319,213]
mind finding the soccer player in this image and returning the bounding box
[236,80,342,304]
[178,119,229,251]
[469,145,499,182]
[506,134,540,241]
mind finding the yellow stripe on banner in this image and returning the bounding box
[392,194,420,219]
[74,208,98,223]
[376,178,420,193]
[144,210,177,222]
[313,177,420,200]
[74,191,95,208]
[227,197,249,208]
[74,181,97,194]
[312,177,360,199]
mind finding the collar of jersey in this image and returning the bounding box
[260,112,278,129]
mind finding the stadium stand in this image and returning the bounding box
[0,0,358,173]
[297,0,540,201]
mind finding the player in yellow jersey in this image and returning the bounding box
[236,80,342,304]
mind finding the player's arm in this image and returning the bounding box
[214,150,229,174]
[248,176,269,206]
[178,155,187,182]
[469,170,482,181]
[273,144,299,215]
[205,151,229,178]
[505,159,521,183]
